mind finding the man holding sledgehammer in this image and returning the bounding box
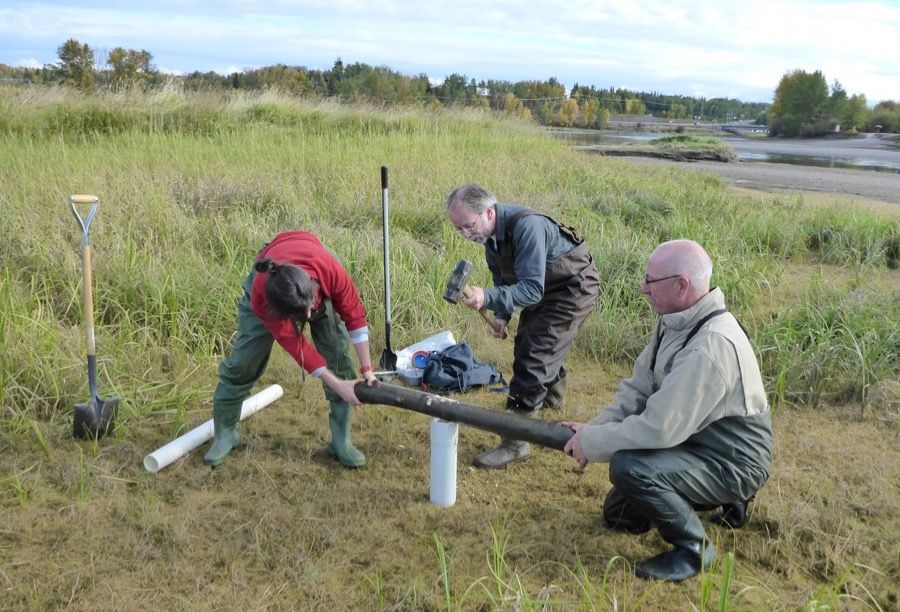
[204,230,377,468]
[446,184,600,469]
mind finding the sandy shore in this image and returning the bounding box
[618,156,900,211]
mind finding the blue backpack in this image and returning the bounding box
[421,341,504,393]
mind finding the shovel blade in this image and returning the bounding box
[378,348,397,371]
[73,397,119,439]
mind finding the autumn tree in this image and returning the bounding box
[502,92,531,120]
[557,98,579,126]
[107,47,155,88]
[581,98,599,128]
[57,39,95,91]
[624,98,646,115]
[598,107,610,128]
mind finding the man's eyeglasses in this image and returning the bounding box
[456,213,483,234]
[643,274,682,285]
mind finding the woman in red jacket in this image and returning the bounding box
[204,231,376,468]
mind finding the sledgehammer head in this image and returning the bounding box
[443,260,474,303]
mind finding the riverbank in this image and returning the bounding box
[614,156,900,211]
[554,127,900,172]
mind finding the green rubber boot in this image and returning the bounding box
[203,403,241,466]
[327,402,366,468]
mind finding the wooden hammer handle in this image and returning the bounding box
[463,286,508,339]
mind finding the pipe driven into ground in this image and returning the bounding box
[354,381,574,451]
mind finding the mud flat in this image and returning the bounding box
[619,156,900,210]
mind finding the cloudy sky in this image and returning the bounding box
[1,0,898,103]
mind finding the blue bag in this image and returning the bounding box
[421,341,504,393]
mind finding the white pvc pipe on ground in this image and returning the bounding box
[429,417,458,506]
[143,384,283,473]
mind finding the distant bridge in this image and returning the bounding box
[720,124,769,134]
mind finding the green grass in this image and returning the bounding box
[1,84,898,609]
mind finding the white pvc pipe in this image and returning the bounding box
[143,384,283,473]
[429,417,458,506]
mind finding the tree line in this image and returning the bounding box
[769,69,899,136]
[2,39,897,134]
[0,38,767,129]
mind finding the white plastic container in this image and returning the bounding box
[429,417,459,507]
[395,330,456,386]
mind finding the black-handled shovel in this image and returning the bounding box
[70,194,119,438]
[378,166,398,371]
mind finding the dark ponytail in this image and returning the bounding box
[255,257,316,321]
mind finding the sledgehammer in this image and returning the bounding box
[354,381,573,450]
[443,260,508,339]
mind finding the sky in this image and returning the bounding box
[1,0,898,104]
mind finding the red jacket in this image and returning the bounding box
[250,231,368,374]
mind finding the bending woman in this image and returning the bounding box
[204,230,376,468]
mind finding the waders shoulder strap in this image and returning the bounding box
[650,308,728,375]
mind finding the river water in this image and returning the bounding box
[550,129,900,173]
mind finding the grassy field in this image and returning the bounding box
[1,86,898,610]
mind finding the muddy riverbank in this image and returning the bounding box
[617,156,900,206]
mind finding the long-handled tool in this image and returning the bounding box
[443,259,508,339]
[70,194,119,438]
[355,381,572,450]
[378,166,398,371]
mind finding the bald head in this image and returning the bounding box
[643,239,713,314]
[650,240,713,291]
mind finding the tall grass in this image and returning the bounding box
[758,279,899,408]
[1,84,897,429]
[2,82,898,611]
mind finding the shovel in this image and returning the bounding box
[377,166,398,371]
[70,194,119,438]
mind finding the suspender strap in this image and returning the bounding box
[649,322,664,373]
[650,308,728,374]
[679,308,728,351]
